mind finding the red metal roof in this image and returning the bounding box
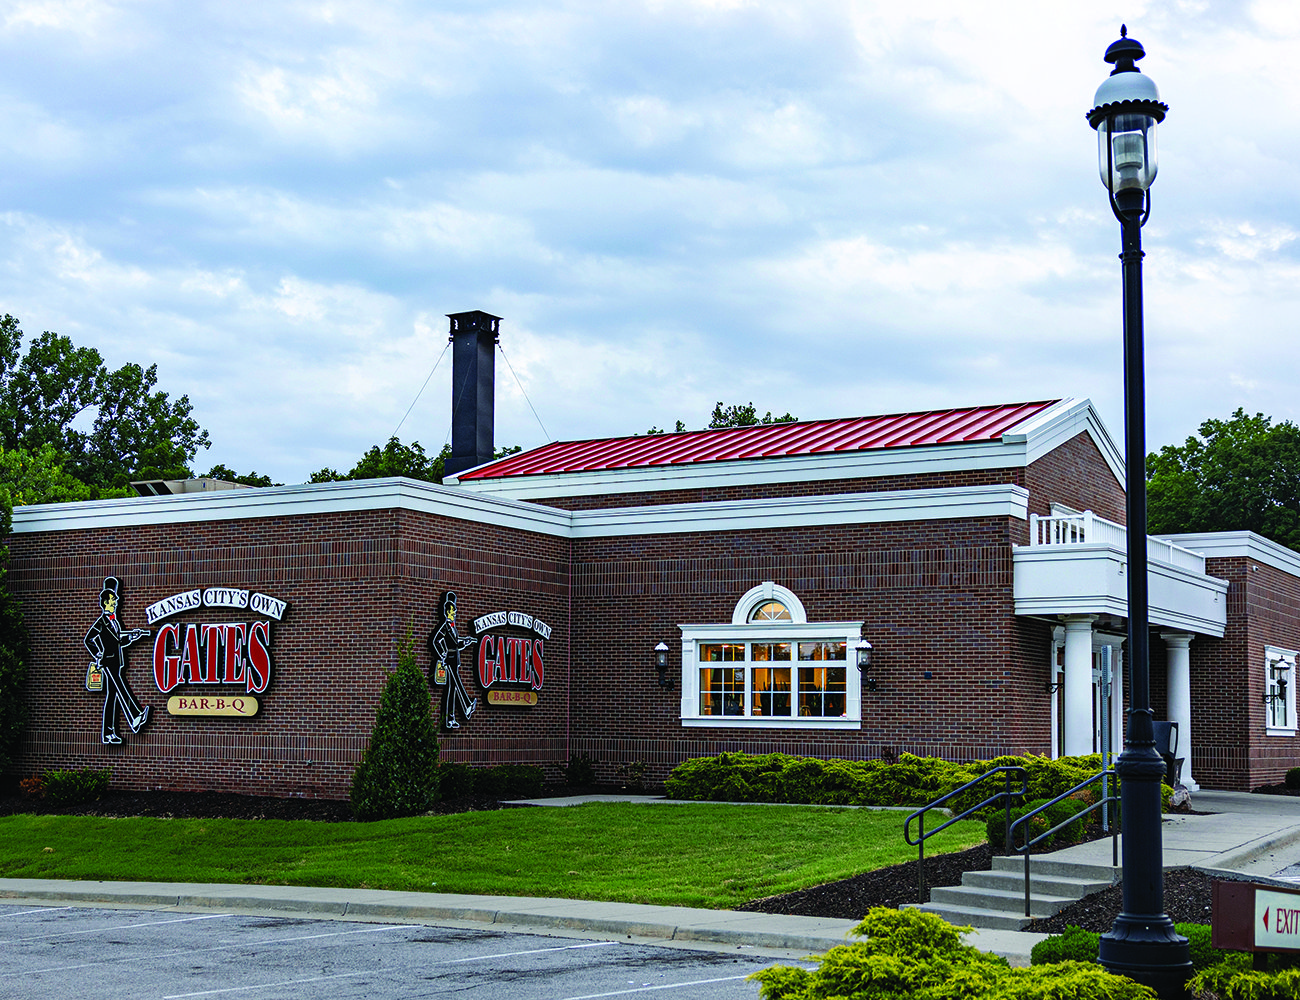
[457,400,1060,480]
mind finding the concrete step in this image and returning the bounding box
[906,900,1035,932]
[960,869,1114,899]
[990,854,1120,882]
[928,884,1075,918]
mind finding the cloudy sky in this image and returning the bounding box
[0,0,1296,483]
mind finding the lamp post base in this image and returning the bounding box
[1099,915,1191,999]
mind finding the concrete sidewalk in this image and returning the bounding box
[2,789,1299,967]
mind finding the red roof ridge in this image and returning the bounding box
[456,399,1062,480]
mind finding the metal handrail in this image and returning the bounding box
[903,766,1027,904]
[1009,768,1119,917]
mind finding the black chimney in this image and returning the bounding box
[444,310,500,478]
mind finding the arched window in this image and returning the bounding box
[749,600,791,622]
[678,582,864,729]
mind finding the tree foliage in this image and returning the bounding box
[646,403,797,435]
[203,464,276,488]
[0,483,29,774]
[1147,409,1300,551]
[350,634,441,820]
[310,437,452,484]
[0,314,210,496]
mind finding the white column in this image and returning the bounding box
[1161,632,1198,791]
[1063,615,1097,758]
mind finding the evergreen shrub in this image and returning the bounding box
[986,796,1088,852]
[41,767,111,806]
[350,635,440,820]
[1032,923,1228,972]
[1286,766,1300,789]
[1190,954,1300,999]
[750,907,1155,1000]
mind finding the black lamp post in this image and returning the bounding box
[1086,27,1191,998]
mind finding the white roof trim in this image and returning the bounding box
[568,485,1029,538]
[1004,397,1125,485]
[450,397,1124,500]
[10,478,574,538]
[1155,531,1300,580]
[10,480,1030,541]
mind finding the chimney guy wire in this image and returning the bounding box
[497,341,553,442]
[392,340,451,440]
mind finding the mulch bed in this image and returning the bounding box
[0,789,1217,932]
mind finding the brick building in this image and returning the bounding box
[6,387,1298,798]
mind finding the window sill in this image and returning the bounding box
[1266,727,1297,738]
[681,717,861,729]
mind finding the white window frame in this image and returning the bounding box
[1265,645,1297,737]
[679,582,863,729]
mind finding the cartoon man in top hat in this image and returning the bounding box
[84,576,151,745]
[428,590,478,729]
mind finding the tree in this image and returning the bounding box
[0,315,210,492]
[0,444,99,507]
[310,437,452,484]
[0,484,29,774]
[203,464,276,488]
[350,634,440,820]
[708,402,797,429]
[1147,409,1300,551]
[645,405,796,435]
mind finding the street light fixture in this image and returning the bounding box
[1086,27,1191,998]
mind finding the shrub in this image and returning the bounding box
[986,796,1087,852]
[1033,923,1227,973]
[19,774,43,798]
[565,753,597,787]
[1031,925,1099,965]
[1176,923,1231,971]
[350,634,440,820]
[1286,766,1300,790]
[751,907,1155,1000]
[1190,954,1300,999]
[493,764,544,798]
[41,767,111,806]
[437,761,475,800]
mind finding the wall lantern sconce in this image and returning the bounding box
[653,641,672,689]
[1265,663,1290,707]
[1045,677,1063,695]
[854,640,876,691]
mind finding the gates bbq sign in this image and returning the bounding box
[147,586,290,718]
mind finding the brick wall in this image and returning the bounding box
[1024,432,1126,524]
[7,508,571,798]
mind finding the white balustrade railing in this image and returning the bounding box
[1028,511,1205,573]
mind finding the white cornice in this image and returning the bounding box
[1005,397,1125,485]
[568,485,1029,537]
[10,481,1030,541]
[10,479,574,538]
[450,397,1125,501]
[1156,531,1300,580]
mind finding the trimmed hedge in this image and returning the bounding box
[1031,923,1229,972]
[437,762,545,800]
[986,796,1087,852]
[1191,954,1300,999]
[665,751,1128,815]
[751,907,1156,1000]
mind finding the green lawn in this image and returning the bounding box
[0,803,984,910]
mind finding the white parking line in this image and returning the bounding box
[555,975,753,998]
[0,911,234,944]
[162,938,622,997]
[0,906,73,918]
[0,922,414,978]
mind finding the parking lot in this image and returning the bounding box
[0,903,796,999]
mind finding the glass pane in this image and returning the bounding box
[751,642,791,662]
[749,600,791,622]
[701,643,745,662]
[798,666,847,717]
[752,666,791,717]
[700,666,745,716]
[798,641,846,661]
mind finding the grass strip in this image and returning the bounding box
[0,803,982,909]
